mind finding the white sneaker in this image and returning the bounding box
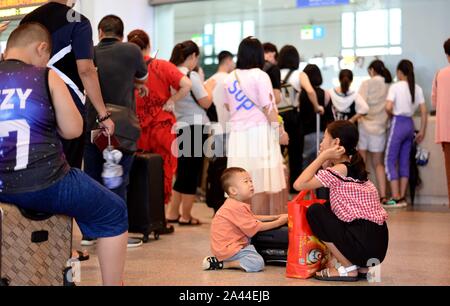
[127,237,143,248]
[383,198,408,209]
[81,238,97,246]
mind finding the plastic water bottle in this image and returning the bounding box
[101,133,123,189]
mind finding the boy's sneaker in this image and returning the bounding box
[81,237,97,246]
[383,198,408,209]
[127,238,143,248]
[202,256,224,270]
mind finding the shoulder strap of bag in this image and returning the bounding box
[281,69,295,87]
[233,70,267,116]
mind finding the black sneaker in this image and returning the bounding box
[127,237,143,248]
[202,256,224,270]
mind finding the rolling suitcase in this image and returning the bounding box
[127,152,166,243]
[0,202,73,286]
[251,226,289,266]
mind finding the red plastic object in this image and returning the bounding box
[286,190,328,279]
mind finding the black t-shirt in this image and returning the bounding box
[263,62,281,90]
[21,2,94,109]
[299,87,334,135]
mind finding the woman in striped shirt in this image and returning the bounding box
[294,121,389,282]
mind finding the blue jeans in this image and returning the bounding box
[225,245,265,273]
[0,169,128,239]
[83,142,135,203]
[303,132,323,171]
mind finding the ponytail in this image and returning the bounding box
[349,151,368,182]
[170,40,200,67]
[397,60,416,103]
[368,60,392,84]
[326,120,368,182]
[339,69,353,95]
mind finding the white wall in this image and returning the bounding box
[76,0,155,48]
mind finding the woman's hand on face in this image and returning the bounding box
[320,145,346,161]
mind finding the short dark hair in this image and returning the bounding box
[303,64,323,87]
[98,15,124,38]
[444,38,450,56]
[263,42,278,57]
[128,29,150,50]
[278,45,300,70]
[169,40,200,66]
[6,22,52,52]
[221,167,247,194]
[237,37,265,70]
[218,50,233,65]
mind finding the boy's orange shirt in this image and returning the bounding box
[210,198,262,261]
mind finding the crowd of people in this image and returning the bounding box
[0,0,449,285]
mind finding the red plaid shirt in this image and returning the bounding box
[315,168,388,225]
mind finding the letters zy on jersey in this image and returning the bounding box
[0,89,33,111]
[228,80,255,111]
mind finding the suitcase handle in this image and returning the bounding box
[19,208,53,221]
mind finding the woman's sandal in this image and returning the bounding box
[72,250,90,262]
[178,217,201,226]
[166,215,180,223]
[315,265,359,282]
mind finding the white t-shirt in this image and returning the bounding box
[279,69,301,110]
[209,72,230,134]
[386,81,425,117]
[173,66,209,125]
[224,68,274,131]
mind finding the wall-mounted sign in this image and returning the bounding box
[0,0,45,9]
[297,0,350,8]
[0,0,44,19]
[301,26,326,40]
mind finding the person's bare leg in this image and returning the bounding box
[360,150,368,163]
[179,194,198,223]
[399,177,409,199]
[317,242,357,277]
[251,193,269,215]
[96,232,128,286]
[167,190,182,220]
[372,152,387,198]
[390,180,400,199]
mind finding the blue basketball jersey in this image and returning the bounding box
[0,60,69,194]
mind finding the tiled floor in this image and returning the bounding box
[74,203,450,286]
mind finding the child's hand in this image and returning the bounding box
[320,145,346,160]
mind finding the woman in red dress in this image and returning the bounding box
[128,30,192,206]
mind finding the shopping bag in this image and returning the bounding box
[286,190,328,279]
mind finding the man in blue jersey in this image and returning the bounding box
[21,0,115,169]
[0,23,127,286]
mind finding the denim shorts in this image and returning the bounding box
[226,245,265,273]
[0,168,128,239]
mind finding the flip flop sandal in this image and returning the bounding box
[159,224,175,234]
[73,250,90,262]
[314,266,359,282]
[166,216,180,223]
[178,218,201,226]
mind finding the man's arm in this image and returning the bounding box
[76,59,114,134]
[49,70,83,139]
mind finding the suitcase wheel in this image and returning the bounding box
[154,232,160,240]
[142,234,150,243]
[0,278,10,286]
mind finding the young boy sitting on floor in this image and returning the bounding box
[202,167,288,272]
